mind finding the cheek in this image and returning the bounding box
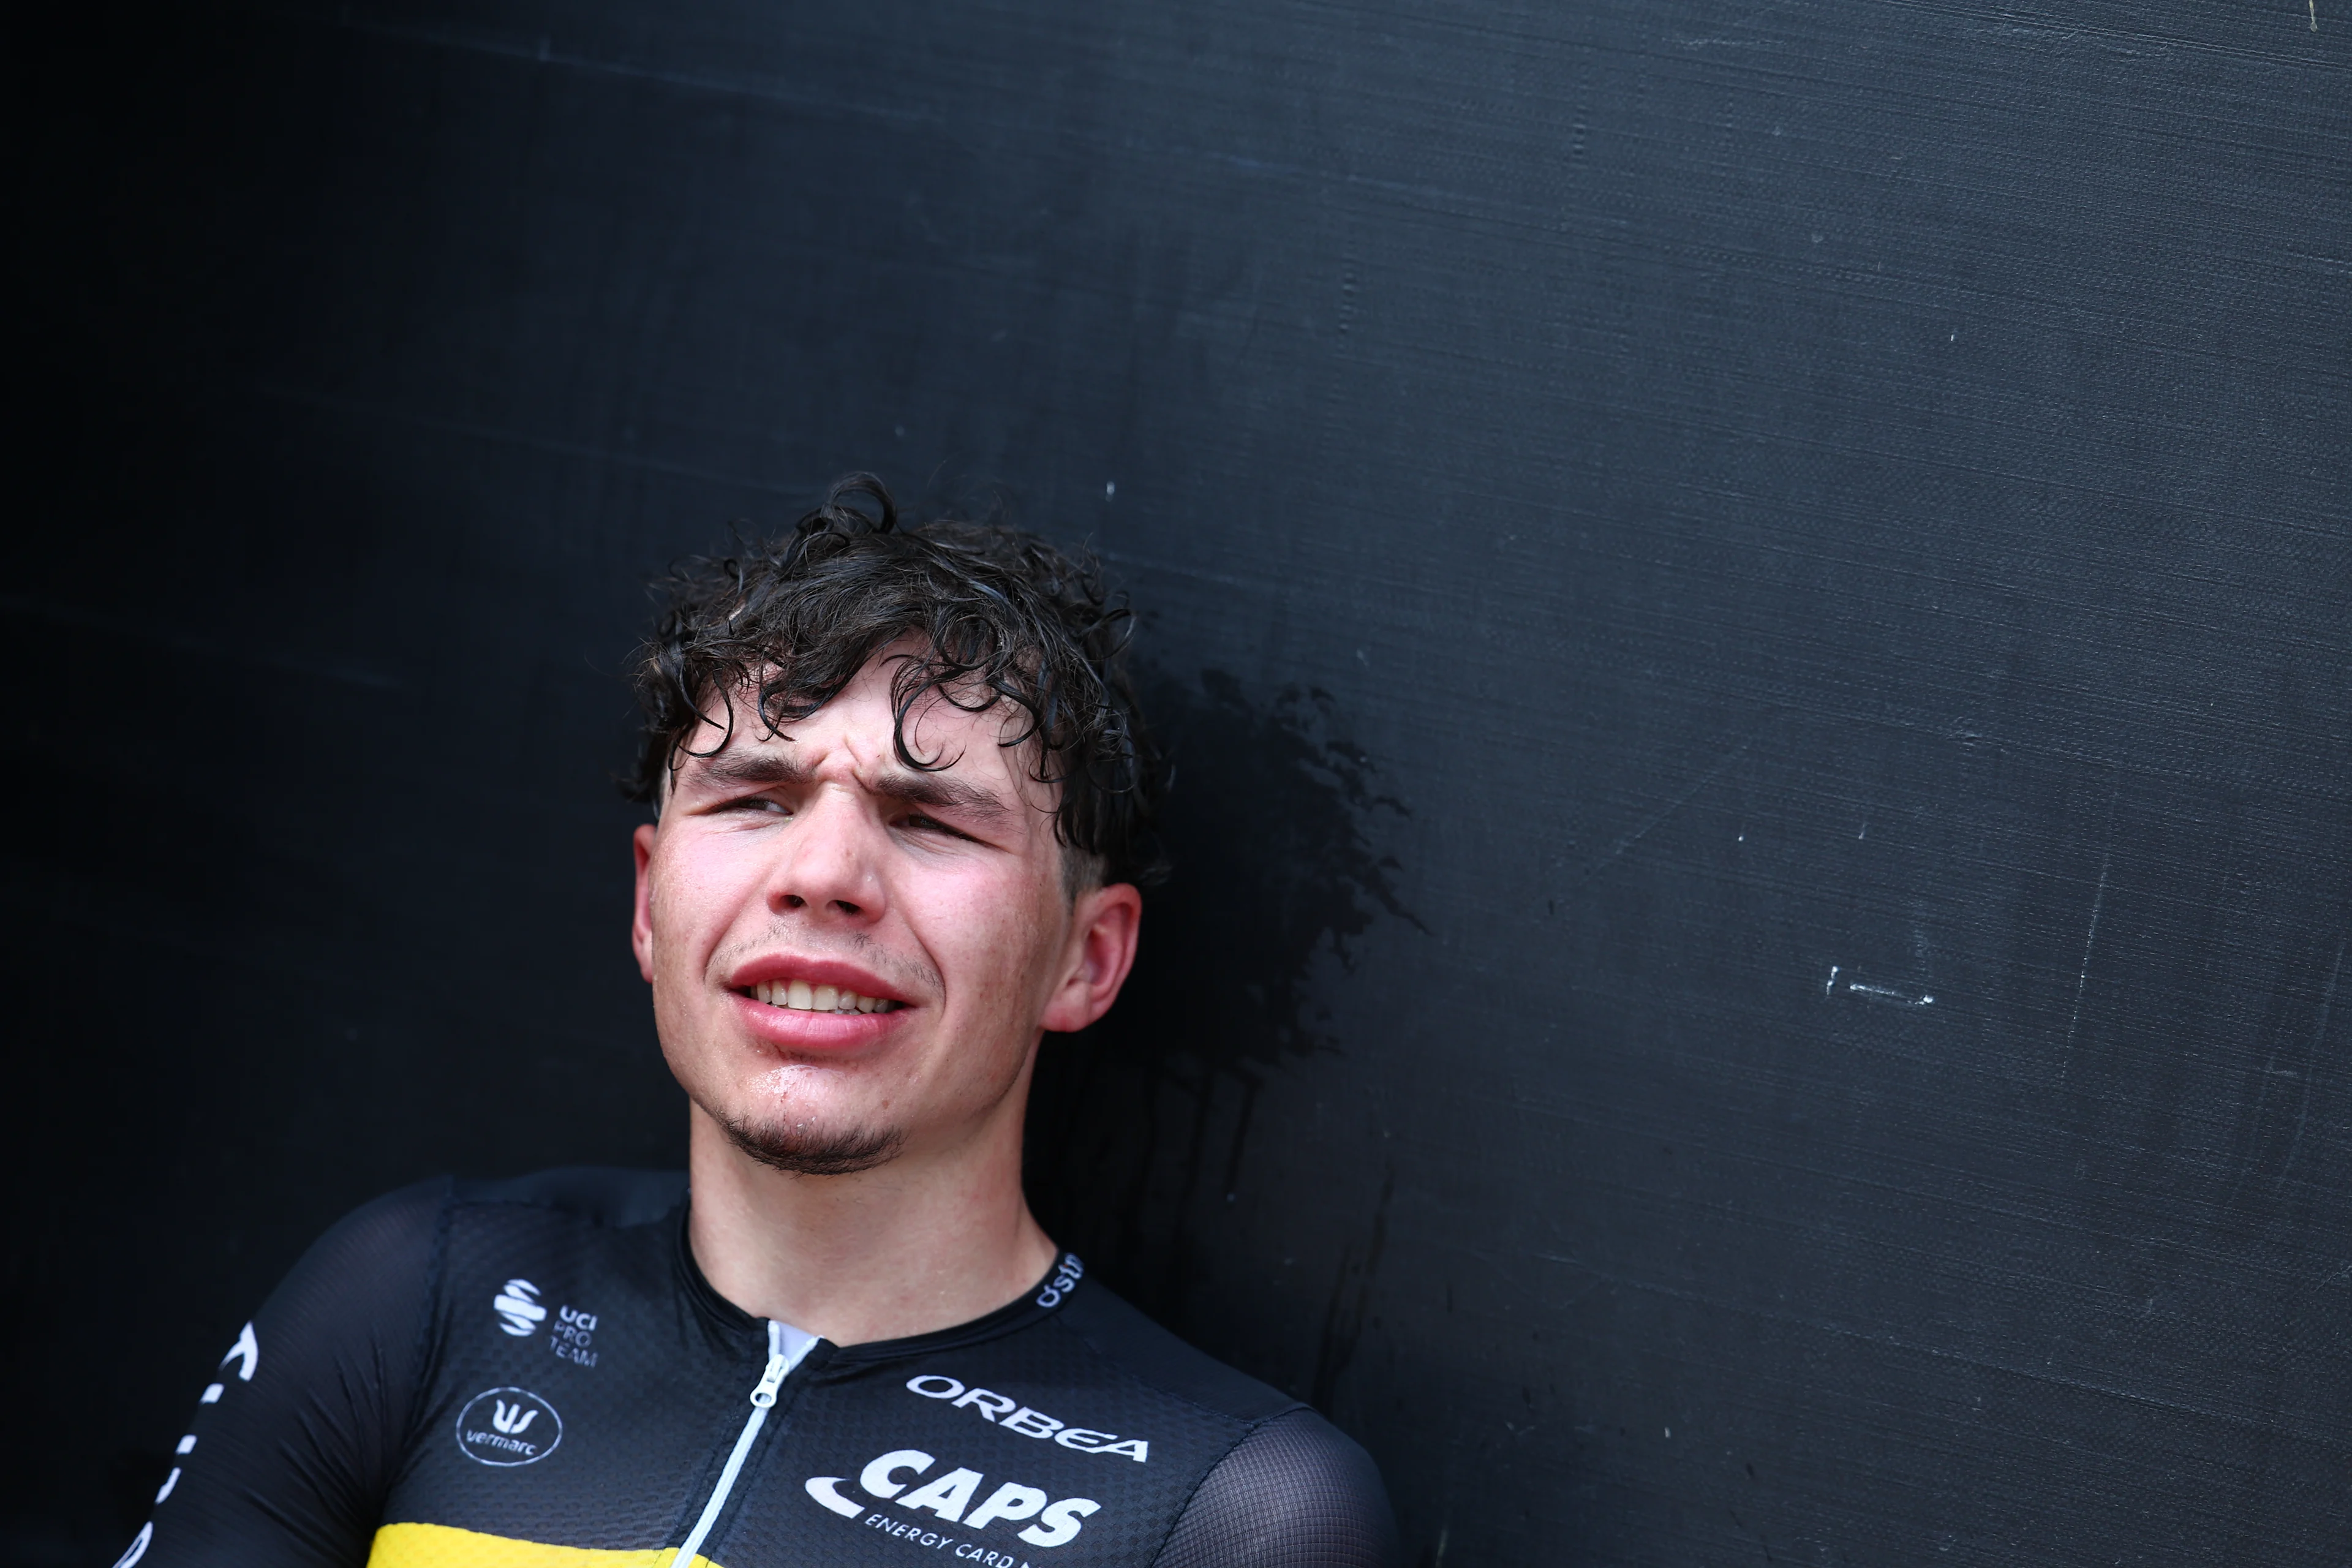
[925,880,1066,1009]
[650,841,765,968]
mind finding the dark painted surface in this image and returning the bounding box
[9,1,2348,1562]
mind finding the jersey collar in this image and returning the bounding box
[668,1199,1089,1366]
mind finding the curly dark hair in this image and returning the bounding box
[627,473,1164,891]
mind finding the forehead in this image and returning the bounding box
[675,655,1055,804]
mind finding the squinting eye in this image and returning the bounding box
[734,797,790,816]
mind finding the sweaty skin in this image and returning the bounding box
[633,646,1140,1344]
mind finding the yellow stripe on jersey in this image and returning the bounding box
[367,1521,721,1568]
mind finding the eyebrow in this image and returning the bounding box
[686,750,815,791]
[681,748,1015,826]
[869,767,1016,826]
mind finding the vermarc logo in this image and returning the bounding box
[804,1450,1100,1549]
[905,1374,1148,1462]
[456,1387,564,1466]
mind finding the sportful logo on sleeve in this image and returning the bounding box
[111,1322,263,1568]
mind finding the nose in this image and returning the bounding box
[764,788,883,922]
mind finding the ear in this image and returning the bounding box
[630,822,660,984]
[1039,882,1144,1033]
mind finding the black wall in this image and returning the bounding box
[10,2,2348,1562]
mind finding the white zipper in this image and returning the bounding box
[668,1320,817,1567]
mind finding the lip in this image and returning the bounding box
[729,991,907,1052]
[725,955,910,1004]
[721,955,917,1055]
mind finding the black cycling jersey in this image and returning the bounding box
[116,1168,1399,1568]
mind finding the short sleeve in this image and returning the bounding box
[119,1179,447,1568]
[1153,1408,1403,1568]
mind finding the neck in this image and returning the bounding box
[682,1084,1060,1346]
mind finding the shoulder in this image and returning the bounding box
[1052,1275,1300,1424]
[1188,1409,1398,1558]
[273,1167,684,1314]
[293,1166,685,1265]
[268,1176,449,1311]
[1161,1408,1402,1568]
[1049,1281,1401,1567]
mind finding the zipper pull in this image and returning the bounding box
[748,1351,788,1408]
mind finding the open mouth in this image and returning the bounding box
[745,979,903,1015]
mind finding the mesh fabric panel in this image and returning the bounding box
[1153,1408,1401,1568]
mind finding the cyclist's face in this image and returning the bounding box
[630,646,1140,1172]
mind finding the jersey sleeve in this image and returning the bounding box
[1152,1407,1403,1568]
[118,1179,449,1568]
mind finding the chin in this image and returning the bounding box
[716,1106,905,1177]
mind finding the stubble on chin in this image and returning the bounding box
[716,1107,905,1177]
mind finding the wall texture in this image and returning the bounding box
[9,1,2347,1562]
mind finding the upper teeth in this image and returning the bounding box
[753,980,899,1014]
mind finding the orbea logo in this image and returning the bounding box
[456,1387,563,1466]
[493,1279,546,1337]
[905,1374,1148,1462]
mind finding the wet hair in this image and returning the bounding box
[627,473,1164,892]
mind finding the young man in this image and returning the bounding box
[118,477,1399,1568]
